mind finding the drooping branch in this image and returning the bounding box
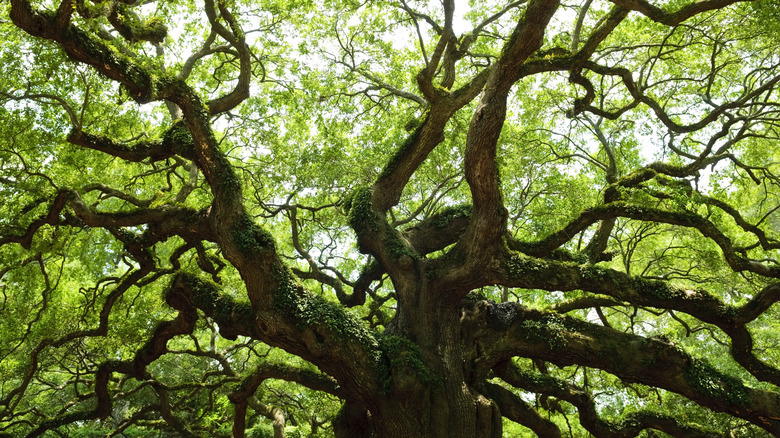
[482,382,561,437]
[228,360,342,437]
[0,190,71,250]
[81,183,153,208]
[0,91,81,128]
[232,362,343,400]
[22,284,199,438]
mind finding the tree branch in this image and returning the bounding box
[464,302,780,433]
[607,0,752,26]
[493,360,725,437]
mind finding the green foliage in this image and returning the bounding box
[3,0,780,436]
[247,423,275,438]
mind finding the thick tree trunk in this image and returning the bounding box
[333,279,502,438]
[333,386,502,438]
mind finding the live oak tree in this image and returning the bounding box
[3,0,780,436]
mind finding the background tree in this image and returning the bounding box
[2,0,780,436]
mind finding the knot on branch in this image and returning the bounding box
[460,296,520,334]
[486,300,519,331]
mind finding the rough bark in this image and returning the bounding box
[4,0,777,437]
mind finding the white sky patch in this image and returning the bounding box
[453,0,471,35]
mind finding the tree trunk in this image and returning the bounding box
[333,385,502,438]
[334,280,502,438]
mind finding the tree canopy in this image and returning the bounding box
[3,0,780,436]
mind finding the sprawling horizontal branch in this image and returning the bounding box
[607,0,751,26]
[0,188,214,252]
[493,252,780,385]
[492,360,723,437]
[461,301,780,433]
[167,273,259,340]
[575,60,780,133]
[515,201,780,279]
[67,127,195,163]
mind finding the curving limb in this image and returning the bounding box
[4,0,780,436]
[461,301,780,434]
[492,360,725,437]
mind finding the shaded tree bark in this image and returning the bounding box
[4,0,779,437]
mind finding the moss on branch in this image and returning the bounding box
[685,358,749,407]
[161,120,195,159]
[430,204,472,228]
[166,273,253,340]
[232,213,275,257]
[344,187,378,235]
[272,269,375,346]
[108,3,168,44]
[378,123,424,180]
[374,334,437,393]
